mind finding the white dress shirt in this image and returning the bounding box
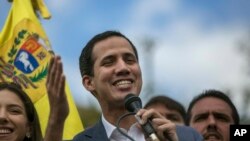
[102,115,145,141]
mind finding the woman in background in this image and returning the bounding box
[0,55,68,141]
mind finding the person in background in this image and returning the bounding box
[0,82,43,141]
[73,30,203,141]
[0,55,68,141]
[144,95,186,125]
[186,89,240,141]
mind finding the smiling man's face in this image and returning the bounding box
[82,36,142,108]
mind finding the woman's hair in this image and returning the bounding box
[0,82,43,141]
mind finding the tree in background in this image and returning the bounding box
[237,30,250,124]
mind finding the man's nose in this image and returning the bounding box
[207,115,217,129]
[115,59,130,75]
[208,115,217,124]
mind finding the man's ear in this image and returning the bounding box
[82,75,95,92]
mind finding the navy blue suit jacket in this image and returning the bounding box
[73,120,203,141]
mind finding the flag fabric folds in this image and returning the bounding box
[0,0,84,140]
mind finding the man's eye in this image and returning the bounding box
[194,116,207,122]
[166,115,182,122]
[169,117,179,122]
[215,115,230,122]
[125,57,136,64]
[102,59,114,66]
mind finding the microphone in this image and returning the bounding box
[124,94,160,141]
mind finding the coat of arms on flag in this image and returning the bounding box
[0,0,83,139]
[0,19,51,103]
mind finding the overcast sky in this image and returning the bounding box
[1,0,250,116]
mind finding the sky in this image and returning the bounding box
[1,0,250,116]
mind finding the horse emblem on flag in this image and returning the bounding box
[14,36,40,74]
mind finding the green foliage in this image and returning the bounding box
[77,105,101,128]
[29,64,48,82]
[8,45,17,57]
[18,30,27,39]
[8,30,28,64]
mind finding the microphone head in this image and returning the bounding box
[124,94,142,112]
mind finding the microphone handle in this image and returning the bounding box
[149,133,160,141]
[142,124,160,141]
[135,115,160,141]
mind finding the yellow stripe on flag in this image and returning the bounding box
[0,0,84,140]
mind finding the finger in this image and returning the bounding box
[153,119,177,140]
[53,57,63,92]
[152,118,171,126]
[46,56,55,86]
[49,56,58,85]
[58,59,65,89]
[58,74,66,98]
[152,118,173,131]
[139,109,155,124]
[136,109,145,123]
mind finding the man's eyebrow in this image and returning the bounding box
[102,54,115,60]
[123,52,137,60]
[123,52,136,56]
[213,112,231,118]
[193,112,209,119]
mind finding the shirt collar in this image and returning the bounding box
[102,114,145,141]
[102,114,116,139]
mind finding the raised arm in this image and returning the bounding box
[44,55,69,141]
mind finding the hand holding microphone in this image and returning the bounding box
[124,94,160,141]
[124,94,179,141]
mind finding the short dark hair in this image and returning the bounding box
[144,95,186,122]
[0,82,42,141]
[186,89,240,125]
[79,30,138,77]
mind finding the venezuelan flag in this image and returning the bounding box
[0,0,83,140]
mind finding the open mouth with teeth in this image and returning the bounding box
[114,80,133,89]
[0,128,13,134]
[204,133,221,141]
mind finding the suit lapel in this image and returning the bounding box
[84,120,109,141]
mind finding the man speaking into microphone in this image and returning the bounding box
[73,30,203,141]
